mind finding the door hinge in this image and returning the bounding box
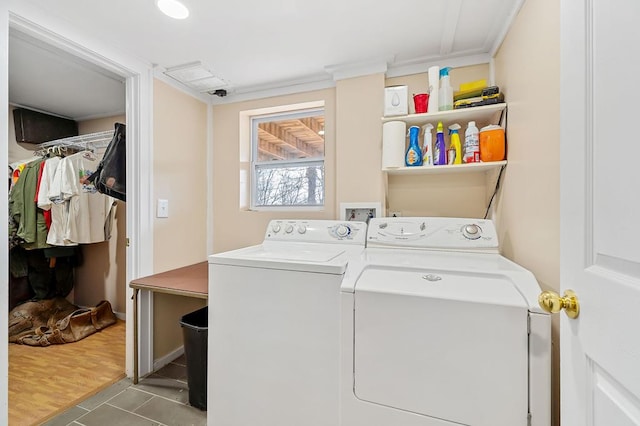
[126,237,130,247]
[527,412,532,426]
[527,313,531,335]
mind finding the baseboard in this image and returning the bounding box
[153,346,185,371]
[114,311,126,321]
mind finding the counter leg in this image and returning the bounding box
[133,287,139,384]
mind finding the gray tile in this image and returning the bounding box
[133,376,189,404]
[77,378,132,410]
[74,404,159,426]
[107,388,155,412]
[172,354,187,366]
[135,396,206,426]
[40,405,89,426]
[156,362,187,381]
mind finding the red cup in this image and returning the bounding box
[413,93,429,114]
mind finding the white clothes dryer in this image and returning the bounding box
[340,217,551,426]
[208,219,367,426]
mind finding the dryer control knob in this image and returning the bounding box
[285,224,294,234]
[297,225,307,234]
[463,224,481,240]
[336,224,350,237]
[271,224,281,233]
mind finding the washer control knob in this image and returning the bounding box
[463,224,481,240]
[335,224,350,238]
[297,225,307,234]
[285,224,294,234]
[271,224,281,233]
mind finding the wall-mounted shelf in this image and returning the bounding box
[383,161,507,175]
[381,103,506,126]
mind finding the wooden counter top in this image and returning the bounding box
[129,261,208,298]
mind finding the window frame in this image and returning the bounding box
[250,107,325,210]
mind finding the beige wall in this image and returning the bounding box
[152,79,208,359]
[74,115,127,314]
[335,74,386,212]
[493,0,561,423]
[212,88,337,253]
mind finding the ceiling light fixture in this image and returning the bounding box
[157,0,189,19]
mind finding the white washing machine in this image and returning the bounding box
[340,217,551,426]
[208,219,367,426]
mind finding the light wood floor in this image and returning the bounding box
[9,319,126,426]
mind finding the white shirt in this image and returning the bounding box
[54,151,116,245]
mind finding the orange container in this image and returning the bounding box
[479,125,506,162]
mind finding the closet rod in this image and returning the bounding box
[38,130,114,150]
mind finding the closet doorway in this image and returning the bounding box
[6,14,152,425]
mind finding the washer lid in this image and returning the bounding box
[355,266,527,308]
[209,242,357,274]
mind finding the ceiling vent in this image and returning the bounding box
[163,62,228,94]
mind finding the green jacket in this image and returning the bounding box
[9,159,50,250]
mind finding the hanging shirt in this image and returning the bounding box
[56,151,116,244]
[38,157,75,247]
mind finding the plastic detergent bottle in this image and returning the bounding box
[448,123,462,165]
[405,126,423,166]
[434,121,447,165]
[464,121,480,163]
[438,67,453,111]
[421,123,434,166]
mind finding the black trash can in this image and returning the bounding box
[180,306,208,410]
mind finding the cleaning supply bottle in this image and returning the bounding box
[438,67,453,111]
[434,121,447,165]
[421,123,434,166]
[405,126,423,166]
[448,123,462,164]
[463,121,480,163]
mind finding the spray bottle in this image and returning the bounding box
[438,67,453,111]
[421,123,434,166]
[434,121,447,165]
[463,120,480,163]
[448,123,462,164]
[405,126,423,166]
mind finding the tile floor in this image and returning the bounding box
[42,355,207,426]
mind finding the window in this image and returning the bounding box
[251,108,325,209]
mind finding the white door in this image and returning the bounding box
[561,0,640,424]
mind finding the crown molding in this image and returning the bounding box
[324,56,393,81]
[209,73,335,105]
[386,53,492,78]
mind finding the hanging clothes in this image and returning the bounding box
[49,150,117,245]
[9,158,49,250]
[87,122,126,202]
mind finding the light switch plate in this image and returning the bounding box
[157,199,169,218]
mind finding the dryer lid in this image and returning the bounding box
[354,266,528,308]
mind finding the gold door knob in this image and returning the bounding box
[538,289,580,319]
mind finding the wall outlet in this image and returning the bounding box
[390,211,402,217]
